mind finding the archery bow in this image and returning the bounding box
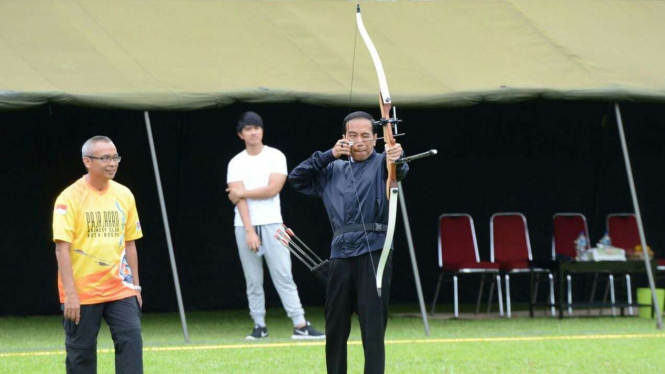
[354,5,437,297]
[355,4,399,297]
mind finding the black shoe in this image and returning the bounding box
[292,321,325,340]
[246,325,268,340]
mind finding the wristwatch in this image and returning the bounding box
[134,285,142,293]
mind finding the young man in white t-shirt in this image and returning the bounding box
[226,111,324,340]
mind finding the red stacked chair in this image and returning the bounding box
[492,213,554,318]
[552,213,590,259]
[431,214,503,318]
[607,213,657,314]
[607,214,640,251]
[553,213,598,316]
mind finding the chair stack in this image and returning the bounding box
[433,211,653,318]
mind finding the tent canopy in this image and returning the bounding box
[2,0,665,110]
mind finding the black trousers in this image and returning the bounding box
[62,296,143,374]
[325,250,393,374]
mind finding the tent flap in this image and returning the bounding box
[2,0,665,110]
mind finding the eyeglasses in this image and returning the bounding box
[85,155,122,163]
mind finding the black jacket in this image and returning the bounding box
[288,149,409,259]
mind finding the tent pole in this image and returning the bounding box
[144,111,191,342]
[398,182,431,336]
[614,103,662,329]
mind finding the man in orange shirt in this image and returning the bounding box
[53,136,144,374]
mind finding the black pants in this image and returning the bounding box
[62,296,143,374]
[325,250,393,374]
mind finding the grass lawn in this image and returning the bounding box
[1,304,663,373]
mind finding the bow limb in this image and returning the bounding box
[355,5,397,196]
[356,4,398,297]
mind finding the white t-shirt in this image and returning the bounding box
[227,145,287,227]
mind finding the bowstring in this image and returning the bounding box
[348,13,358,115]
[348,14,379,283]
[348,161,379,281]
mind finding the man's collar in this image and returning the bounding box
[350,149,376,163]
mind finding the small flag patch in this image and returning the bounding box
[55,204,67,215]
[136,221,141,231]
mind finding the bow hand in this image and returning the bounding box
[385,143,403,166]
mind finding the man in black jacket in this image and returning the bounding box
[288,111,408,374]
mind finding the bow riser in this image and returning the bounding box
[379,94,398,197]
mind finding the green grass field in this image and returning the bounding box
[1,305,663,373]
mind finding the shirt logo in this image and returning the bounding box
[136,221,142,232]
[55,204,67,216]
